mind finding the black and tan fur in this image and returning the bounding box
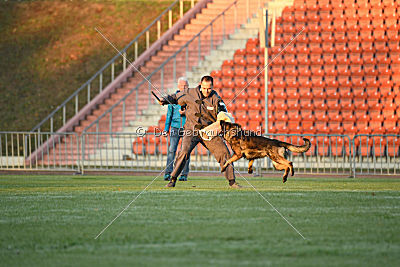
[220,121,311,183]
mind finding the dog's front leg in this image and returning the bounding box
[221,154,242,173]
[247,159,254,174]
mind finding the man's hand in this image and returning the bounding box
[152,91,164,105]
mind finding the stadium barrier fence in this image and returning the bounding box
[0,132,80,171]
[352,134,400,176]
[1,132,399,177]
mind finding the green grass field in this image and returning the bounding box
[1,174,400,266]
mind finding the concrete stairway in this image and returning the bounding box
[37,0,272,168]
[75,0,265,135]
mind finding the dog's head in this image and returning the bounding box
[220,120,242,140]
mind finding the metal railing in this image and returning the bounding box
[31,0,197,134]
[352,134,400,175]
[0,132,79,171]
[2,132,399,177]
[82,0,258,134]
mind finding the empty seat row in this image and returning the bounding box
[286,0,398,13]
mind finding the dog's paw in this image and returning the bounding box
[282,174,288,183]
[248,168,253,174]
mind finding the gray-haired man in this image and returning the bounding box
[158,75,241,188]
[163,77,191,181]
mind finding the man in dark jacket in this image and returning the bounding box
[158,75,241,188]
[163,77,191,181]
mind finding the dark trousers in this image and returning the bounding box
[165,127,190,176]
[171,130,235,182]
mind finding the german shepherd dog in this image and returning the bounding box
[220,121,311,183]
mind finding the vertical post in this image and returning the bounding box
[63,106,66,126]
[11,134,14,168]
[169,10,172,28]
[146,31,150,50]
[135,89,138,117]
[161,66,164,93]
[22,134,26,169]
[234,2,237,32]
[210,23,213,51]
[148,79,152,104]
[99,73,103,92]
[122,101,126,131]
[96,122,99,149]
[180,0,183,19]
[246,0,250,22]
[123,52,127,71]
[173,57,176,88]
[198,35,201,63]
[50,117,54,133]
[109,112,112,133]
[264,9,268,134]
[222,12,225,41]
[17,133,20,168]
[191,0,194,8]
[5,134,8,169]
[271,8,276,48]
[259,8,265,48]
[157,20,161,40]
[111,62,115,81]
[87,83,91,104]
[135,41,138,61]
[185,45,189,73]
[75,95,79,115]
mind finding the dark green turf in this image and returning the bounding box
[1,175,399,266]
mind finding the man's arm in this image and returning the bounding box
[158,90,186,106]
[164,105,173,132]
[217,99,228,113]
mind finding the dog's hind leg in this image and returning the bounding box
[248,159,254,174]
[273,156,293,183]
[221,154,242,173]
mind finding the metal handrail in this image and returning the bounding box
[83,0,242,133]
[31,0,194,133]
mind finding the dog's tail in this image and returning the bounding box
[280,138,311,153]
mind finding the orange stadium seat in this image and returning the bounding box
[248,110,263,122]
[315,109,328,121]
[272,87,287,99]
[248,98,262,111]
[342,109,356,121]
[363,63,376,74]
[328,110,342,122]
[327,98,340,110]
[312,87,325,98]
[328,121,343,134]
[337,64,349,75]
[350,64,364,76]
[214,79,222,89]
[313,98,328,110]
[326,87,340,98]
[310,52,323,65]
[384,121,398,134]
[297,53,310,64]
[361,41,375,52]
[348,41,361,53]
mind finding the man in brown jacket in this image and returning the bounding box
[158,75,241,188]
